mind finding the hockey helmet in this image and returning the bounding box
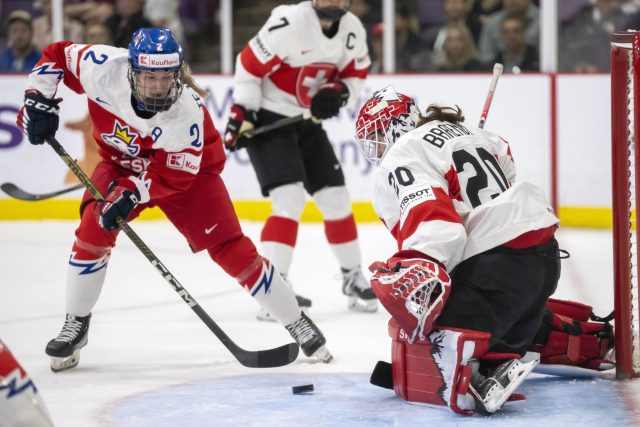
[128,28,184,113]
[312,0,352,22]
[355,86,421,165]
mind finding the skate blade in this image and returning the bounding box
[471,359,538,414]
[311,345,333,364]
[347,296,379,313]
[50,351,81,373]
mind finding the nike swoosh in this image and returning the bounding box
[301,49,312,55]
[205,224,218,234]
[96,96,111,106]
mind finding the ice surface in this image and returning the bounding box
[1,221,639,426]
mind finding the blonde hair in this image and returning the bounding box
[435,22,480,69]
[181,63,208,98]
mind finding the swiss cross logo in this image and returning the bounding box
[295,63,338,107]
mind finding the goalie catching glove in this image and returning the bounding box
[369,251,451,343]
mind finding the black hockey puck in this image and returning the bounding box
[292,384,314,394]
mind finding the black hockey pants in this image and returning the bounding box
[436,237,561,356]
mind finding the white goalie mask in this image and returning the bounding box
[355,86,421,165]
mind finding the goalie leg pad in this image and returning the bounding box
[534,298,614,370]
[387,319,490,415]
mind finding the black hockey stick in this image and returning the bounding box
[1,182,84,201]
[478,63,503,129]
[44,136,299,368]
[242,114,306,139]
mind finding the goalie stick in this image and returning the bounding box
[1,182,83,201]
[43,136,300,368]
[478,63,503,129]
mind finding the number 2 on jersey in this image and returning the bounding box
[452,147,509,208]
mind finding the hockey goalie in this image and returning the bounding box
[355,86,614,415]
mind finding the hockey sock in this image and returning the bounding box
[66,239,110,316]
[261,215,298,276]
[240,257,300,326]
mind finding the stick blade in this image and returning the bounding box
[235,342,300,368]
[1,182,36,201]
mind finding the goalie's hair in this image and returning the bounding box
[182,63,209,98]
[417,105,465,126]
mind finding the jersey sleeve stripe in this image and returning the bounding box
[75,45,91,79]
[398,188,464,245]
[239,45,282,78]
[339,58,369,79]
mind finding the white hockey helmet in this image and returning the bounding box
[355,86,421,165]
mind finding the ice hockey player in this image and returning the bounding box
[0,339,55,426]
[16,28,332,372]
[224,0,377,320]
[356,86,562,415]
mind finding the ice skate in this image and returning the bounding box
[342,267,378,312]
[470,358,538,415]
[285,312,333,363]
[45,313,91,373]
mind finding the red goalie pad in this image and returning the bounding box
[370,255,451,343]
[533,298,614,371]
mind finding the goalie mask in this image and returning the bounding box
[312,0,352,22]
[355,86,421,165]
[128,28,184,113]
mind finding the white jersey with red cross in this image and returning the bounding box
[372,120,559,270]
[232,1,370,117]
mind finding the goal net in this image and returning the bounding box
[611,31,640,379]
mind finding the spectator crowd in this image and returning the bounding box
[0,0,638,74]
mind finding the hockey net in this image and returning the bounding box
[611,31,640,379]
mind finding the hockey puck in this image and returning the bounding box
[292,384,314,394]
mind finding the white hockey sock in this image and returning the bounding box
[65,252,109,317]
[246,260,301,326]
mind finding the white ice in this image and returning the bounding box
[1,221,640,426]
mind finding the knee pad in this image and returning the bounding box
[314,186,352,220]
[269,183,306,220]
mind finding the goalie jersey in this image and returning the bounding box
[25,41,224,202]
[373,121,559,270]
[233,1,371,117]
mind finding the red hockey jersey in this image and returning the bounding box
[26,41,224,202]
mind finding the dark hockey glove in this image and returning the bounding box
[224,104,258,151]
[17,90,62,145]
[310,81,349,119]
[99,179,143,231]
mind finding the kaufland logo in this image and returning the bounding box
[138,53,180,68]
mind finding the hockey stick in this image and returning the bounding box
[478,63,503,129]
[1,182,84,201]
[242,114,305,139]
[44,136,299,368]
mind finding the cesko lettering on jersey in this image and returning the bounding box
[138,53,180,68]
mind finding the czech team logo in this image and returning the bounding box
[101,121,141,156]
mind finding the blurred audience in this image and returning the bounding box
[479,0,539,63]
[105,0,151,48]
[144,0,184,42]
[560,0,627,72]
[494,15,539,72]
[32,0,85,51]
[424,0,476,62]
[64,0,114,24]
[0,10,40,72]
[433,22,486,72]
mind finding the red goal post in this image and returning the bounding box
[611,31,640,379]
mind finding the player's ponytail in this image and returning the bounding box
[182,63,209,98]
[417,105,464,126]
